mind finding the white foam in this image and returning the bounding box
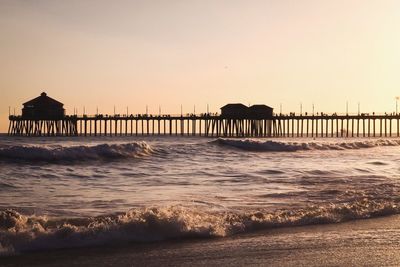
[0,142,153,161]
[215,138,400,152]
[1,199,399,255]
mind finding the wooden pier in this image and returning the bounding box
[272,114,400,138]
[8,113,400,138]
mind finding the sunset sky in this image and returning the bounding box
[1,0,400,132]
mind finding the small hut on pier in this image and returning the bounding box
[220,103,249,118]
[248,104,273,119]
[220,103,274,119]
[22,92,65,120]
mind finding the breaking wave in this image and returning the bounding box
[1,199,399,255]
[0,142,153,162]
[214,138,400,152]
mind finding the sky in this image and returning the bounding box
[1,0,400,132]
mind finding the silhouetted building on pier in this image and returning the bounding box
[22,92,65,120]
[248,105,273,119]
[220,103,249,118]
[220,103,274,119]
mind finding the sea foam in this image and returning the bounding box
[1,198,399,255]
[0,142,153,162]
[214,138,400,152]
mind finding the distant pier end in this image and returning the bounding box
[8,92,78,136]
[7,95,400,138]
[22,92,65,120]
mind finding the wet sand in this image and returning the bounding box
[2,215,400,267]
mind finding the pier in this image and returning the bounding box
[8,113,400,138]
[7,93,400,138]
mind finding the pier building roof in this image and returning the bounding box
[220,103,249,118]
[248,104,273,119]
[23,92,64,107]
[22,92,65,120]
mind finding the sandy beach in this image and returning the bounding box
[2,214,400,267]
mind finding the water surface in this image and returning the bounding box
[1,136,400,254]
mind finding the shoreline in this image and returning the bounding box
[2,214,400,266]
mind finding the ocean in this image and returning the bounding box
[1,135,400,257]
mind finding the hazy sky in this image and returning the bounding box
[1,0,400,132]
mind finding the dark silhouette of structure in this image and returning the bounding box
[249,105,273,119]
[220,103,249,118]
[8,95,400,138]
[9,92,76,136]
[219,103,273,136]
[22,92,65,120]
[220,103,273,119]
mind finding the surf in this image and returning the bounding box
[0,142,153,162]
[213,138,400,152]
[1,197,399,255]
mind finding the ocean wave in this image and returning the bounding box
[1,199,399,255]
[0,142,153,162]
[214,138,400,152]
